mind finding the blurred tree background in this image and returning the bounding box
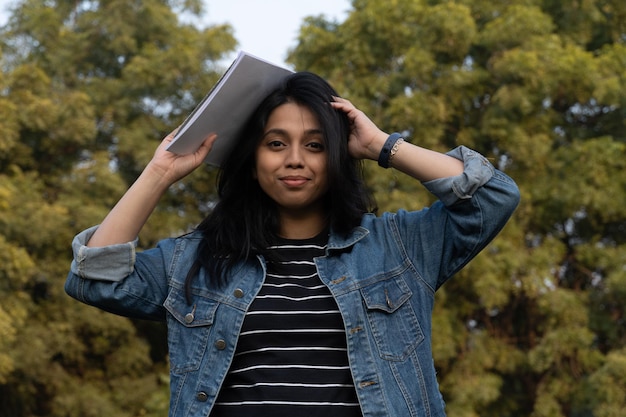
[0,0,624,416]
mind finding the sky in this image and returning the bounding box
[0,0,352,68]
[198,0,351,67]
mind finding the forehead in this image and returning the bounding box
[265,102,321,131]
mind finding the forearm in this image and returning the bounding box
[87,165,171,247]
[85,131,216,247]
[388,140,463,181]
[366,131,464,181]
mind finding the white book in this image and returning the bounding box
[166,51,294,166]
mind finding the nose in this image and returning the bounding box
[285,145,304,168]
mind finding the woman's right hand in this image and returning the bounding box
[146,130,218,186]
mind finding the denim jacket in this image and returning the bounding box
[66,146,520,417]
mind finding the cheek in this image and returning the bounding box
[316,159,329,183]
[254,166,273,194]
[254,158,270,181]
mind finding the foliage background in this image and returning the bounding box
[0,0,624,416]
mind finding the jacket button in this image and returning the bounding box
[233,288,244,298]
[215,339,226,350]
[196,391,209,402]
[184,313,194,324]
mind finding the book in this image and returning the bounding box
[166,51,294,166]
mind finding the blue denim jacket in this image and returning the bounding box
[66,147,520,417]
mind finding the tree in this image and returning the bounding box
[0,0,236,415]
[2,0,625,416]
[288,0,625,416]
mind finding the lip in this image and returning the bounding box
[280,175,309,187]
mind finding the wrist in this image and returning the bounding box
[140,163,177,193]
[377,132,404,168]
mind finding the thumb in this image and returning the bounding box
[193,133,218,162]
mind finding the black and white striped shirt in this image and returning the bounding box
[210,233,362,416]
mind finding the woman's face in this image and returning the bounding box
[254,102,329,215]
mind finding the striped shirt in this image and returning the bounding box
[210,233,362,416]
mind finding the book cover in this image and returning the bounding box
[166,51,294,166]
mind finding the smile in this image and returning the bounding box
[280,176,309,187]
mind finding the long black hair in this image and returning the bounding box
[185,72,375,292]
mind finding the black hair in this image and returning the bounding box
[185,72,375,294]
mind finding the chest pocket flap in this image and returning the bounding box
[163,289,219,373]
[360,276,424,361]
[164,289,218,327]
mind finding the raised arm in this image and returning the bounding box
[331,97,463,180]
[86,131,217,247]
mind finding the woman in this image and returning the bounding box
[66,72,520,417]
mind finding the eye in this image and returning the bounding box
[266,140,285,148]
[306,141,325,152]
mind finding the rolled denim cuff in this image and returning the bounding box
[70,225,138,281]
[423,146,495,206]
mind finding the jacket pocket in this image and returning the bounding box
[360,275,424,361]
[164,288,219,373]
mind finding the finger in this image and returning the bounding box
[163,128,180,144]
[332,95,350,103]
[331,96,351,105]
[198,133,217,150]
[330,101,354,115]
[194,133,218,157]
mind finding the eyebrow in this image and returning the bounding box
[262,128,324,138]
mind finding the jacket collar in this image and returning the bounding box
[327,225,369,251]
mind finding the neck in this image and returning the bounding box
[278,208,329,240]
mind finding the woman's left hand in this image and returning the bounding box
[331,97,388,161]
